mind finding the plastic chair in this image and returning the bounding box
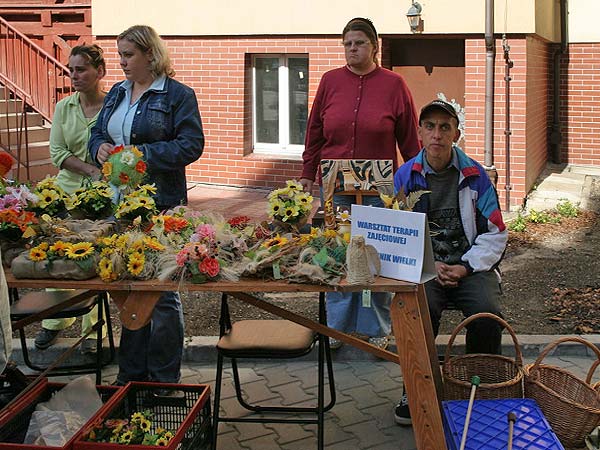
[9,288,116,384]
[211,292,336,450]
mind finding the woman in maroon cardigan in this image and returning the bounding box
[300,17,421,349]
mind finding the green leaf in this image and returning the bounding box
[312,247,329,268]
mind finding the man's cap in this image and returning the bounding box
[419,99,459,125]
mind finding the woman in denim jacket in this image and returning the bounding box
[89,25,204,388]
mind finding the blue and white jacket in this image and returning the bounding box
[393,146,507,273]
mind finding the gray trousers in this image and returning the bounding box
[425,270,503,355]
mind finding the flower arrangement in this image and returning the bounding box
[65,180,115,219]
[83,410,174,446]
[0,207,37,242]
[175,241,220,284]
[0,151,14,179]
[267,180,313,226]
[102,145,147,191]
[28,176,67,217]
[26,239,97,275]
[114,184,157,223]
[96,231,167,282]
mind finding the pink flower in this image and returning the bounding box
[175,248,190,266]
[195,224,216,241]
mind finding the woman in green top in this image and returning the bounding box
[35,44,108,353]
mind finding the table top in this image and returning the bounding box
[4,271,417,294]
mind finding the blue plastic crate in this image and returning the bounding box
[443,398,564,450]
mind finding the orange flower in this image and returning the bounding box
[110,144,125,155]
[0,151,14,177]
[135,160,147,173]
[119,172,130,184]
[164,216,189,233]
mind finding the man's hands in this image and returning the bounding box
[435,262,468,288]
[300,178,314,193]
[96,143,114,165]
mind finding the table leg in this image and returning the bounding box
[391,286,447,450]
[108,290,162,330]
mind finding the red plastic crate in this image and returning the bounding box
[73,382,211,450]
[0,379,120,450]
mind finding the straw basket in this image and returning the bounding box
[524,336,600,448]
[443,312,524,401]
[591,359,600,393]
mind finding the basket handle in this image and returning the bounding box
[528,336,600,383]
[443,312,523,367]
[588,359,600,385]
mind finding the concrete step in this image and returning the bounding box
[0,111,43,129]
[0,99,22,114]
[0,124,50,143]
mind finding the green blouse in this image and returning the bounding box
[50,92,99,194]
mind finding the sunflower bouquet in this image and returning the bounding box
[65,180,115,220]
[95,231,167,282]
[27,176,67,218]
[102,145,147,192]
[114,184,157,224]
[267,180,313,229]
[82,410,174,446]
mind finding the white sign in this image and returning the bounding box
[350,204,436,284]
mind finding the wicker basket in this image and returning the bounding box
[524,336,600,448]
[591,359,600,393]
[443,312,524,401]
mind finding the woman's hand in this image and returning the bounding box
[96,143,114,165]
[300,178,314,193]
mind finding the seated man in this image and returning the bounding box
[392,99,507,425]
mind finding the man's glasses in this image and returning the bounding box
[342,40,370,49]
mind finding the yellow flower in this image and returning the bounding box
[286,180,303,191]
[323,229,338,239]
[156,437,169,446]
[127,254,145,276]
[131,412,144,423]
[102,161,113,178]
[139,418,151,432]
[164,431,173,440]
[130,145,144,158]
[65,242,94,260]
[49,240,70,256]
[282,205,300,221]
[37,188,60,207]
[119,430,133,444]
[130,240,145,256]
[268,200,285,217]
[29,247,47,261]
[38,242,49,251]
[144,236,165,251]
[262,235,289,248]
[98,257,112,272]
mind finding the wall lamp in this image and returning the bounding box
[406,0,423,34]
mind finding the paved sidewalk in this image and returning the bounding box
[38,352,599,450]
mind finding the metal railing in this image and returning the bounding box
[0,15,71,180]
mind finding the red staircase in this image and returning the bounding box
[0,2,91,182]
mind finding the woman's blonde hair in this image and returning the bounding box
[117,25,175,78]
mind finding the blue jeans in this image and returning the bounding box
[116,291,184,384]
[325,192,391,337]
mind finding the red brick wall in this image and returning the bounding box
[559,43,600,166]
[96,36,345,190]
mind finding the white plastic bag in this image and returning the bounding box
[23,376,103,446]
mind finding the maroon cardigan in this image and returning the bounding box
[302,66,421,182]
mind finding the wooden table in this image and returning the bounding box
[5,273,448,450]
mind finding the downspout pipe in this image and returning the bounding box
[550,0,568,163]
[484,0,498,185]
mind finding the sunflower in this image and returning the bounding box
[139,418,151,432]
[127,254,145,276]
[119,430,133,444]
[262,235,289,248]
[29,247,47,261]
[65,242,94,260]
[156,436,169,446]
[49,240,71,256]
[282,205,300,221]
[101,161,113,178]
[143,236,165,251]
[37,188,60,207]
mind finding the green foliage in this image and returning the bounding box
[527,209,560,224]
[555,199,580,218]
[508,213,527,232]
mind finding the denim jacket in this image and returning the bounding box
[89,77,204,208]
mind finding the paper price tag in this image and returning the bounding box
[272,262,282,279]
[362,289,372,308]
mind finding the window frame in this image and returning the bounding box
[251,53,308,158]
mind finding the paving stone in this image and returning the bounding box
[355,364,405,393]
[330,400,370,427]
[271,379,316,406]
[241,433,285,450]
[233,422,275,442]
[341,384,389,409]
[344,420,398,449]
[264,423,313,445]
[255,365,303,387]
[214,429,243,450]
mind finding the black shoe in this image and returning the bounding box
[153,389,185,399]
[34,328,61,350]
[394,392,412,426]
[80,338,97,355]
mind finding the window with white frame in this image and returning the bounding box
[252,54,308,157]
